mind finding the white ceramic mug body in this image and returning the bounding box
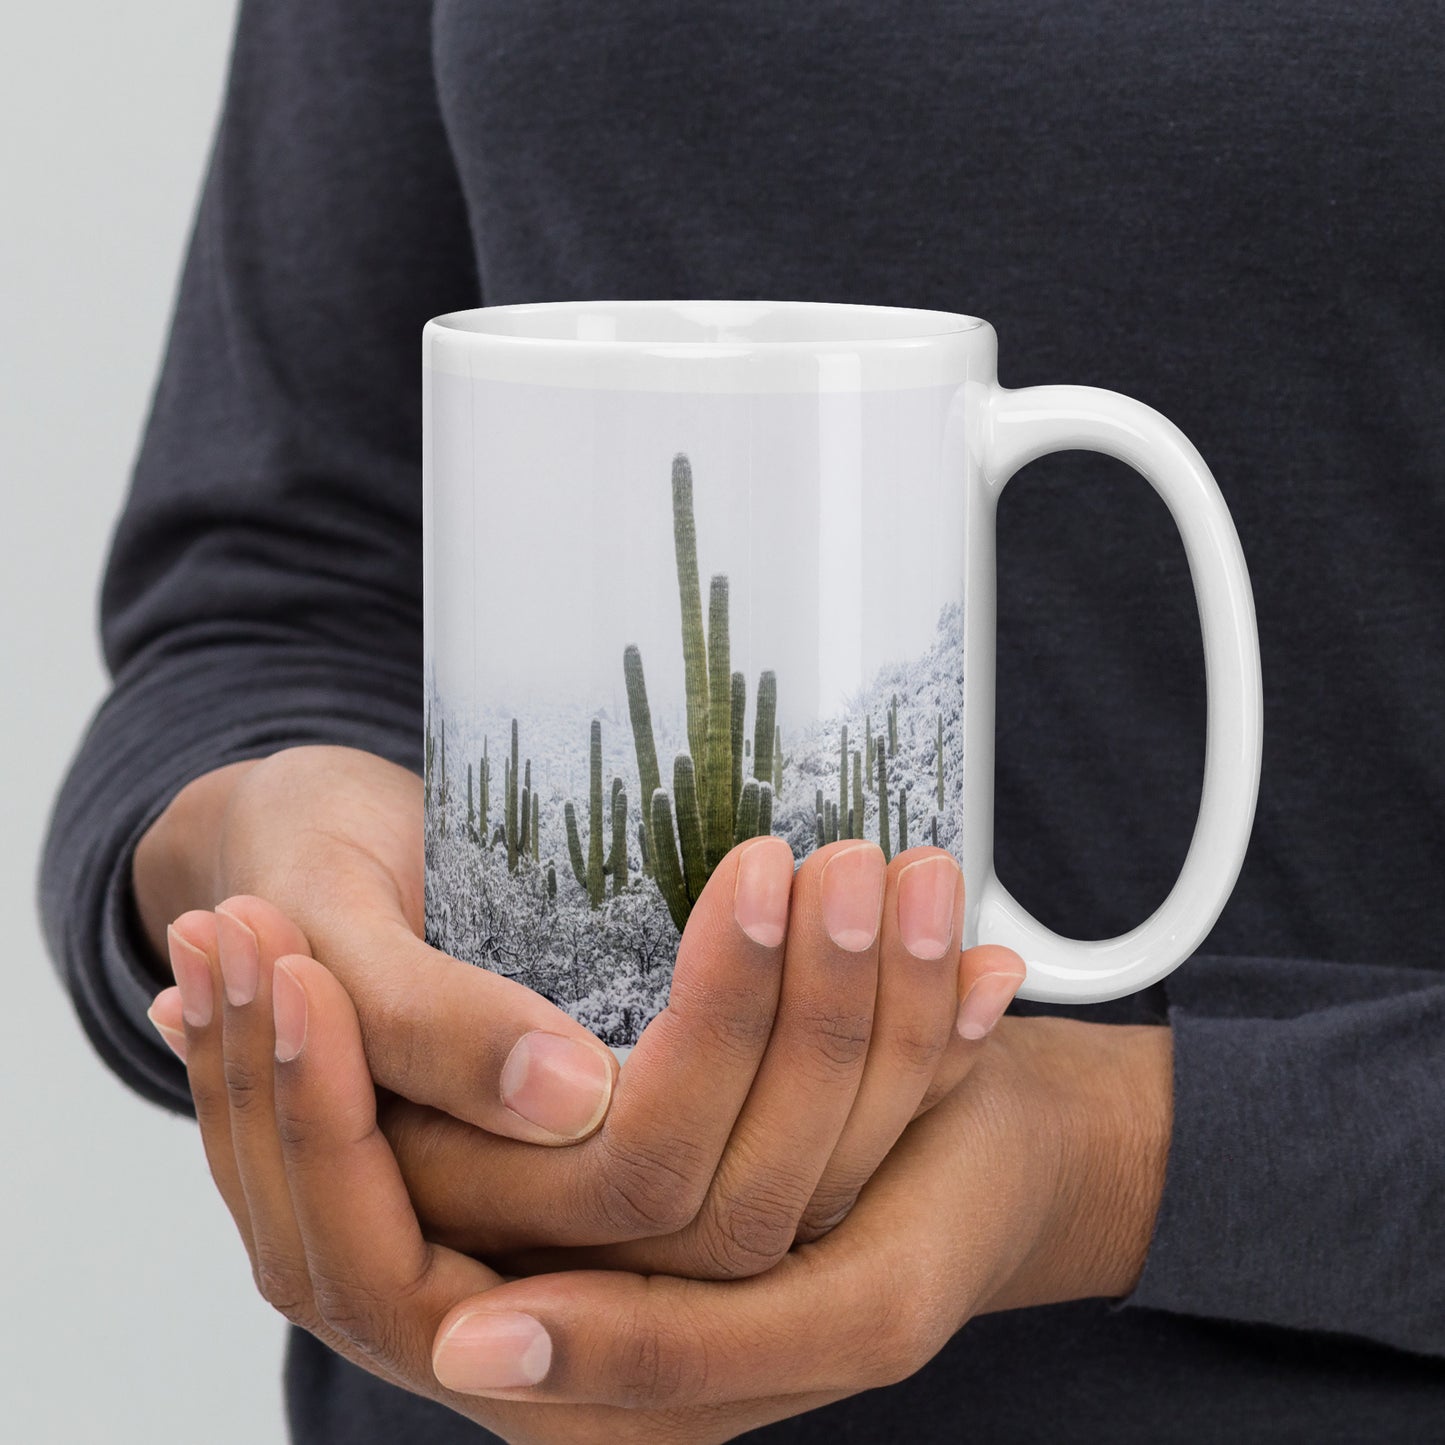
[422,300,1261,1050]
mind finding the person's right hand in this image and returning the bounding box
[134,744,621,1145]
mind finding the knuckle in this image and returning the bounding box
[888,1016,950,1075]
[310,1268,400,1362]
[190,1080,233,1141]
[253,1250,318,1331]
[222,1052,270,1119]
[351,971,422,1081]
[794,1005,873,1078]
[273,1101,313,1153]
[593,1133,709,1238]
[611,1305,707,1409]
[867,1270,951,1386]
[693,1189,797,1278]
[667,976,777,1064]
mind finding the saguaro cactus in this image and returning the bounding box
[838,724,849,841]
[620,455,784,931]
[735,779,761,843]
[610,778,628,895]
[730,670,746,832]
[852,750,864,841]
[753,672,776,784]
[705,574,733,868]
[506,719,520,872]
[878,746,892,861]
[480,738,490,846]
[674,454,710,792]
[888,695,899,758]
[674,754,708,904]
[466,762,476,841]
[864,715,873,792]
[623,645,662,870]
[898,786,909,851]
[519,760,532,871]
[649,790,690,932]
[564,719,608,908]
[587,721,604,905]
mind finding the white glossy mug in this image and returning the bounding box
[422,299,1262,1050]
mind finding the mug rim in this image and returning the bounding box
[428,298,987,350]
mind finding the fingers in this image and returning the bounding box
[212,898,317,1317]
[794,847,963,1241]
[267,953,502,1380]
[383,838,796,1253]
[651,840,886,1277]
[160,912,256,1255]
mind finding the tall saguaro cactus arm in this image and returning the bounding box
[735,780,761,844]
[758,781,774,837]
[587,719,605,907]
[673,454,710,791]
[878,746,892,861]
[506,718,520,872]
[704,574,734,869]
[674,753,708,905]
[650,790,691,932]
[564,802,587,891]
[730,670,746,825]
[623,644,663,866]
[852,750,864,841]
[753,671,777,782]
[610,782,628,895]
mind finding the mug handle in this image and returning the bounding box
[975,383,1263,1003]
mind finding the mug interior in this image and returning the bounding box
[432,299,984,346]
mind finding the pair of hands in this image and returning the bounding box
[139,746,1172,1442]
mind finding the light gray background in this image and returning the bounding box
[0,6,288,1442]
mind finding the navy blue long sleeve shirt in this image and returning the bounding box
[39,3,1445,1439]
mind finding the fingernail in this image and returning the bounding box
[272,961,308,1062]
[501,1032,614,1139]
[733,836,792,947]
[215,906,260,1007]
[957,973,1020,1040]
[895,856,960,960]
[819,844,886,952]
[433,1310,552,1392]
[147,990,188,1063]
[167,925,214,1028]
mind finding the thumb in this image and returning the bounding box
[247,891,620,1147]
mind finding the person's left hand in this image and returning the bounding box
[146,939,1171,1444]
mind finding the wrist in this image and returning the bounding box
[982,1016,1173,1311]
[131,759,260,971]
